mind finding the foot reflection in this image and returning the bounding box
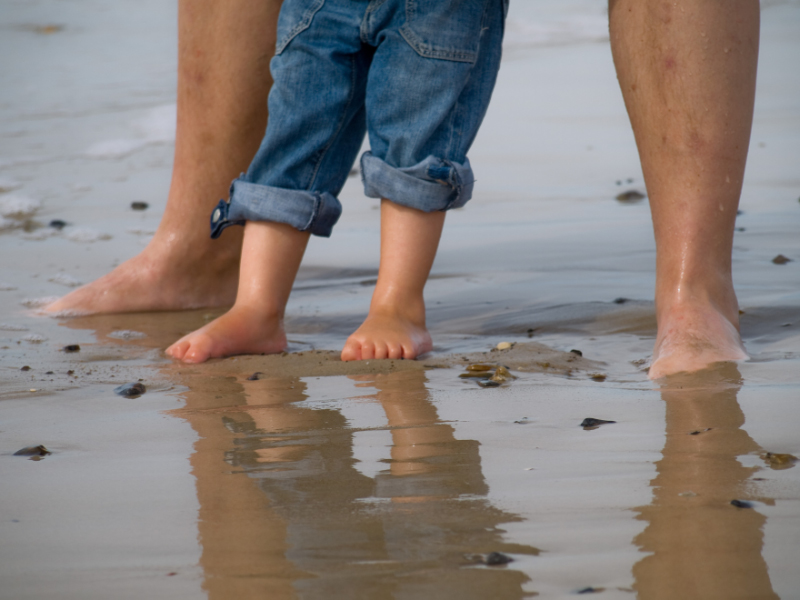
[175,369,539,599]
[633,364,778,599]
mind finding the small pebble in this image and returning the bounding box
[590,374,607,382]
[615,190,645,203]
[772,254,791,265]
[20,365,31,371]
[466,364,494,372]
[495,342,513,351]
[62,344,80,353]
[465,552,514,566]
[48,219,68,230]
[731,499,755,509]
[246,372,262,381]
[114,382,146,398]
[478,380,502,388]
[130,201,149,211]
[14,445,51,457]
[763,452,797,470]
[581,418,616,429]
[576,587,605,595]
[613,297,628,304]
[689,428,713,435]
[570,349,583,357]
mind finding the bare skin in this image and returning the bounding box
[341,200,445,361]
[609,0,759,379]
[44,0,280,316]
[166,221,309,363]
[167,200,444,364]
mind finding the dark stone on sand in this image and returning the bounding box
[689,428,713,435]
[736,227,746,232]
[48,219,67,230]
[731,499,755,509]
[62,344,80,353]
[67,370,74,375]
[14,445,51,457]
[613,297,628,304]
[581,418,616,429]
[114,382,146,398]
[570,349,583,357]
[130,201,149,211]
[21,365,31,371]
[478,380,502,388]
[772,254,791,265]
[484,552,513,565]
[615,190,645,203]
[576,587,605,594]
[246,372,262,381]
[590,374,607,382]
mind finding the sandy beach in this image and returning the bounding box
[2,0,800,598]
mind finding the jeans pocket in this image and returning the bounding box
[275,0,326,55]
[399,0,491,63]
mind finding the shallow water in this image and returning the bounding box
[1,0,799,599]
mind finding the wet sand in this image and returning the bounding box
[2,0,800,598]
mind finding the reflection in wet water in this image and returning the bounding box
[176,370,539,599]
[633,365,778,599]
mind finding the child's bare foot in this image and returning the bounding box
[166,305,287,363]
[341,308,432,361]
[648,302,748,380]
[44,235,241,316]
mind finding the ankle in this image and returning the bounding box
[368,290,426,326]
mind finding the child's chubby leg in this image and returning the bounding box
[342,199,445,362]
[167,221,309,363]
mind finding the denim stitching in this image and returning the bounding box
[275,0,326,55]
[306,53,360,191]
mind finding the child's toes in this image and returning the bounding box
[386,342,403,360]
[341,338,362,362]
[166,339,189,360]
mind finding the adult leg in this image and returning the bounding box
[608,0,759,379]
[341,200,445,361]
[46,0,280,315]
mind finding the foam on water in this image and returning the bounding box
[0,177,22,193]
[20,296,60,309]
[85,103,176,159]
[0,323,27,331]
[0,194,42,218]
[48,273,84,288]
[65,228,112,243]
[108,330,147,340]
[21,333,46,343]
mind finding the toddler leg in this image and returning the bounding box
[341,200,445,361]
[167,221,309,363]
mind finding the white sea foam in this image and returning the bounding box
[85,103,176,159]
[0,195,42,218]
[108,330,147,340]
[22,333,47,343]
[66,228,112,242]
[0,323,28,331]
[48,273,84,288]
[21,296,60,308]
[0,178,22,193]
[0,217,20,231]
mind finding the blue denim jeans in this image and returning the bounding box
[211,0,507,239]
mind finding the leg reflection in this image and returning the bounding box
[180,369,539,599]
[633,365,778,599]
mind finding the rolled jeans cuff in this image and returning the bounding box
[210,179,342,239]
[361,152,474,212]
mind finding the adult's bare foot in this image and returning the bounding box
[341,306,432,361]
[44,233,241,316]
[648,303,748,380]
[166,305,287,363]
